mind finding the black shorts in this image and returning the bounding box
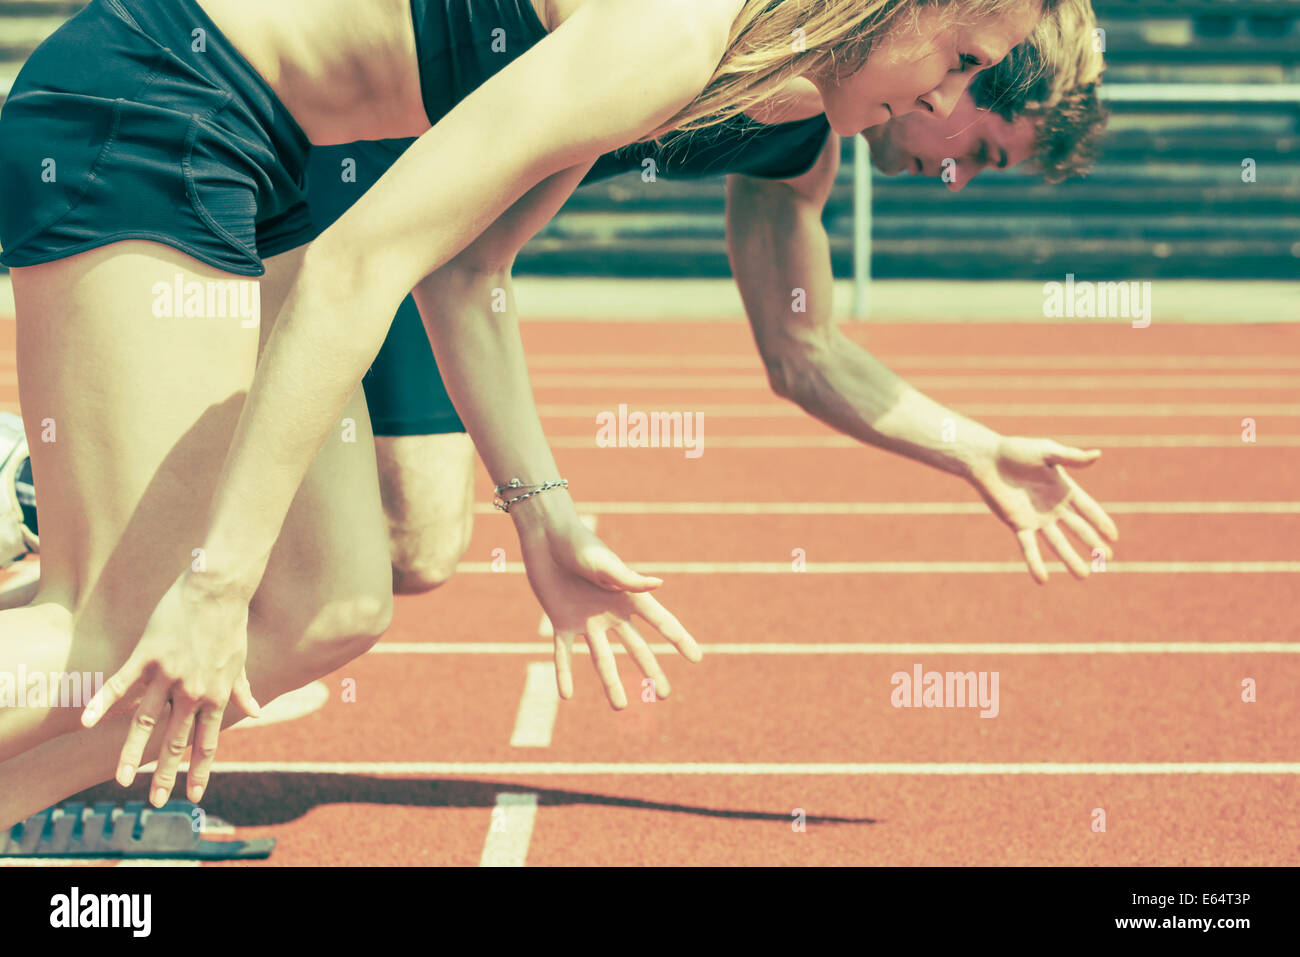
[0,0,317,275]
[306,141,466,437]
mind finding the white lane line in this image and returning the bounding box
[458,561,1300,574]
[538,515,596,640]
[371,642,1300,655]
[474,501,1300,516]
[199,761,1300,776]
[510,663,560,749]
[548,435,1300,449]
[539,403,1300,417]
[530,374,1300,390]
[479,793,540,867]
[528,355,1300,371]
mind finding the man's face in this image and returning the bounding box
[861,91,1040,191]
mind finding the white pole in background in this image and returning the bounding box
[852,135,873,319]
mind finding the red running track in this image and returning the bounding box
[2,319,1298,865]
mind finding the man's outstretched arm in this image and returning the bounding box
[725,134,1118,581]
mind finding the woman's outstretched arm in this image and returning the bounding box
[409,165,704,708]
[85,0,735,803]
[205,0,735,593]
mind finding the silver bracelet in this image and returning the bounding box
[493,478,569,514]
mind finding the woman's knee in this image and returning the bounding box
[302,588,394,658]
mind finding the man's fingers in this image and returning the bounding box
[630,592,703,662]
[1057,467,1120,542]
[1060,509,1112,562]
[187,705,224,803]
[613,622,671,699]
[115,678,173,787]
[584,627,627,710]
[1046,444,1102,469]
[150,700,197,807]
[554,632,575,699]
[84,654,148,728]
[1043,523,1090,579]
[1016,529,1049,584]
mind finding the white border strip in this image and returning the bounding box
[199,761,1300,776]
[1101,83,1300,104]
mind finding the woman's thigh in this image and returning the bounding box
[12,239,390,671]
[14,242,261,649]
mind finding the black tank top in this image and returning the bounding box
[404,0,831,185]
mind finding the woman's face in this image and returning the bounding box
[812,0,1045,136]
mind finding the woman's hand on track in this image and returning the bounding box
[519,517,702,708]
[81,569,261,806]
[969,436,1120,584]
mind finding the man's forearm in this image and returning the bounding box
[727,182,999,481]
[777,333,1000,480]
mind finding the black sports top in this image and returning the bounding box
[406,0,832,184]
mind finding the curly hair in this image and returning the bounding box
[971,0,1110,182]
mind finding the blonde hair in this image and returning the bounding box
[647,0,1061,140]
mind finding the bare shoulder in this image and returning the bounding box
[554,0,746,58]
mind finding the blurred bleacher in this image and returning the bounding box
[1,0,1298,279]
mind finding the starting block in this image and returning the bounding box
[1,801,275,860]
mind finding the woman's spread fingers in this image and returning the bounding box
[1060,508,1112,563]
[630,592,702,662]
[1058,467,1120,541]
[584,627,627,710]
[554,632,575,699]
[1016,529,1049,584]
[1043,523,1090,579]
[115,677,173,787]
[186,705,225,803]
[149,699,197,807]
[613,621,671,699]
[84,654,147,729]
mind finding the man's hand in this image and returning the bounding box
[969,436,1120,583]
